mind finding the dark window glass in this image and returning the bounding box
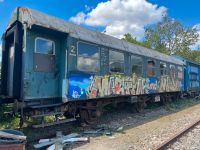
[131,55,143,75]
[35,38,55,55]
[160,62,167,75]
[147,60,156,76]
[170,64,176,78]
[109,50,124,73]
[77,42,100,72]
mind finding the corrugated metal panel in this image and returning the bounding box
[8,7,184,65]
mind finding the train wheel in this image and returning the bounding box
[135,102,145,113]
[80,109,97,125]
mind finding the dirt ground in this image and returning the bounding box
[65,100,200,150]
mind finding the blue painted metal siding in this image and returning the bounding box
[22,28,67,100]
[66,39,181,100]
[184,62,200,91]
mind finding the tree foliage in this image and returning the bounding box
[145,16,199,55]
[122,16,200,63]
[122,33,151,49]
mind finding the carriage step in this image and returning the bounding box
[32,111,64,118]
[32,118,76,128]
[30,103,62,109]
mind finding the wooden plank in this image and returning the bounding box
[47,144,55,150]
[0,131,26,141]
[32,118,76,128]
[30,103,62,109]
[32,111,64,118]
[34,141,54,149]
[63,137,89,143]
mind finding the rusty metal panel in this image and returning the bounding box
[34,53,55,72]
[0,143,25,150]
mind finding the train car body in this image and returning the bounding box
[0,7,186,126]
[175,56,200,95]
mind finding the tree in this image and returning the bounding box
[145,16,199,55]
[122,33,151,48]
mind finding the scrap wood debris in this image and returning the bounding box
[34,132,89,150]
[0,130,26,141]
[34,126,125,150]
[83,126,124,136]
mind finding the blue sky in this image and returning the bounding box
[149,0,200,27]
[0,0,200,45]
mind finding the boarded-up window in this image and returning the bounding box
[147,60,156,76]
[109,50,124,73]
[34,37,55,72]
[77,42,100,72]
[131,55,143,75]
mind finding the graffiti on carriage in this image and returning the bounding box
[68,74,180,99]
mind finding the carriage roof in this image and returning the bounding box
[7,7,183,66]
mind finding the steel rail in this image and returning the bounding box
[155,118,200,150]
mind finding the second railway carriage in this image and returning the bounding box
[175,56,200,96]
[1,7,185,127]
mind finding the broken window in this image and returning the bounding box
[131,55,143,76]
[109,50,125,73]
[77,42,100,72]
[147,60,156,76]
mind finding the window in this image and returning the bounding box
[131,55,143,75]
[109,50,124,73]
[160,62,167,75]
[35,38,55,55]
[147,60,156,76]
[77,42,100,72]
[170,64,176,78]
[178,66,183,79]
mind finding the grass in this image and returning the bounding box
[0,104,20,129]
[165,98,199,110]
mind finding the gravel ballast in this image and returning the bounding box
[65,100,200,150]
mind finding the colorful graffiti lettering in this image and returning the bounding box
[68,74,92,98]
[68,73,180,99]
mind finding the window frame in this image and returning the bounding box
[35,37,55,55]
[160,62,167,76]
[147,59,156,77]
[109,50,125,74]
[178,66,183,80]
[77,41,100,73]
[131,54,143,76]
[170,64,176,78]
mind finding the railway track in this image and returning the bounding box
[155,118,200,150]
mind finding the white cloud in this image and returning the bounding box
[191,24,200,50]
[70,0,167,40]
[70,12,87,25]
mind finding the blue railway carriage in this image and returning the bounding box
[0,7,185,127]
[175,56,200,96]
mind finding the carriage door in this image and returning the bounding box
[7,44,15,97]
